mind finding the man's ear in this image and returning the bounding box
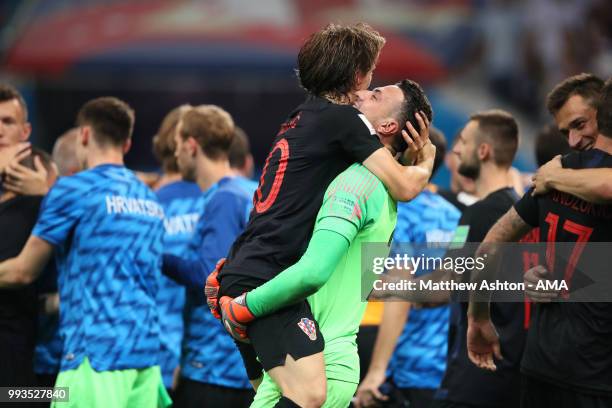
[477,143,491,161]
[376,119,400,138]
[123,138,132,155]
[79,126,90,147]
[20,122,32,142]
[243,154,255,177]
[187,137,199,157]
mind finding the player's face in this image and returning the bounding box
[554,94,598,151]
[174,121,196,182]
[354,85,403,132]
[456,120,481,179]
[0,99,29,155]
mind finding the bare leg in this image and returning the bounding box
[267,353,326,408]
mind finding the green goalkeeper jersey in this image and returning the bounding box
[308,163,397,384]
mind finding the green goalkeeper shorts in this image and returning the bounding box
[251,371,357,408]
[51,357,171,408]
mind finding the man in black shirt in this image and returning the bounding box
[467,78,612,407]
[0,191,42,386]
[0,83,37,387]
[206,24,436,408]
[0,146,56,387]
[427,110,524,408]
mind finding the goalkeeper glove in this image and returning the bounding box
[219,293,255,343]
[205,258,225,319]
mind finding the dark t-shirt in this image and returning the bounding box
[437,187,526,408]
[438,189,467,212]
[0,194,43,339]
[514,148,612,396]
[220,96,382,287]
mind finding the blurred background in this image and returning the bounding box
[1,0,610,187]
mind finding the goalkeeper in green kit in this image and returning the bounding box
[213,80,435,407]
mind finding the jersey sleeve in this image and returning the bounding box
[560,151,577,169]
[331,106,383,163]
[32,176,86,246]
[513,187,540,227]
[314,165,380,243]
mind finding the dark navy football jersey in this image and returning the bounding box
[514,148,612,396]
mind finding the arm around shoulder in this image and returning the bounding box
[548,168,612,204]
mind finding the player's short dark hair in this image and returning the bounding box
[0,83,28,121]
[229,127,251,169]
[396,79,433,131]
[546,73,604,115]
[297,23,385,98]
[391,79,433,154]
[179,105,235,159]
[469,109,518,168]
[19,147,54,175]
[153,105,190,173]
[76,97,135,147]
[597,77,612,139]
[534,123,571,166]
[429,127,446,176]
